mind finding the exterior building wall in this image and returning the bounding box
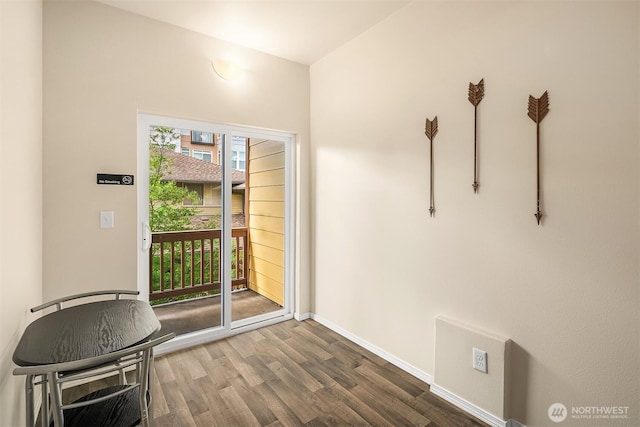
[179,133,220,164]
[247,139,285,306]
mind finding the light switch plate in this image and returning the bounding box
[100,211,114,229]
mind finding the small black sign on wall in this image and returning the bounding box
[97,173,134,186]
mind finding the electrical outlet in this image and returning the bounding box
[473,348,488,373]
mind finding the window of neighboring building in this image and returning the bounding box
[183,183,203,205]
[192,149,212,163]
[181,148,190,156]
[232,150,246,171]
[191,131,213,144]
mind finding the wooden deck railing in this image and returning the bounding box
[149,228,248,302]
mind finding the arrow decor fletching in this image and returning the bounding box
[425,116,438,141]
[468,78,485,107]
[527,91,549,123]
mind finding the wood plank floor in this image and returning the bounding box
[149,319,489,427]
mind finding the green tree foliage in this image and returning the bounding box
[149,126,201,232]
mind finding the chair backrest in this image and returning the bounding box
[30,290,140,313]
[14,332,174,427]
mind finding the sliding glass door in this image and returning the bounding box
[137,114,293,346]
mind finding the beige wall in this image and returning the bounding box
[0,1,43,426]
[311,2,639,426]
[43,1,310,316]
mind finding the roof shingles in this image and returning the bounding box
[155,148,245,184]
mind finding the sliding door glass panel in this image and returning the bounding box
[148,125,224,336]
[232,137,286,322]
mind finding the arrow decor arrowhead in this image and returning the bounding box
[468,78,485,194]
[468,78,485,107]
[528,91,549,124]
[425,116,439,218]
[528,91,550,226]
[425,116,438,141]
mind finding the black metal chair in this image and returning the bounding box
[15,290,171,427]
[14,332,174,426]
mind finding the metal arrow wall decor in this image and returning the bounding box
[425,116,439,217]
[527,91,550,225]
[468,78,485,193]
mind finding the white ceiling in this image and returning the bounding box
[96,0,410,65]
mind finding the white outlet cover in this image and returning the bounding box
[473,347,488,373]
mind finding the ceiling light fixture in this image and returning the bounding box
[211,59,242,81]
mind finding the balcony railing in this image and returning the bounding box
[149,228,248,303]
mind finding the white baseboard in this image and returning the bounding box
[294,311,311,321]
[309,314,433,385]
[307,314,525,427]
[430,383,512,427]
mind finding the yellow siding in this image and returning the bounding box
[190,185,242,214]
[249,229,284,251]
[248,215,284,233]
[249,139,284,158]
[196,206,222,215]
[249,169,285,187]
[249,242,285,267]
[250,152,286,173]
[248,139,285,306]
[248,270,284,305]
[231,193,244,214]
[249,186,284,202]
[250,257,284,283]
[249,201,284,218]
[187,185,245,215]
[205,184,222,206]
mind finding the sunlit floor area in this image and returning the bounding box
[152,290,282,336]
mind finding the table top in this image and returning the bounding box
[13,299,161,366]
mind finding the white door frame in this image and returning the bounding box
[137,113,295,354]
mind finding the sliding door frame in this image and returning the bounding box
[137,113,295,353]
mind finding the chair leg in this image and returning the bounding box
[148,349,155,422]
[40,376,49,427]
[138,349,152,427]
[47,373,63,427]
[118,365,127,385]
[25,375,34,427]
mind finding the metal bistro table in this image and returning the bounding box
[12,293,162,426]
